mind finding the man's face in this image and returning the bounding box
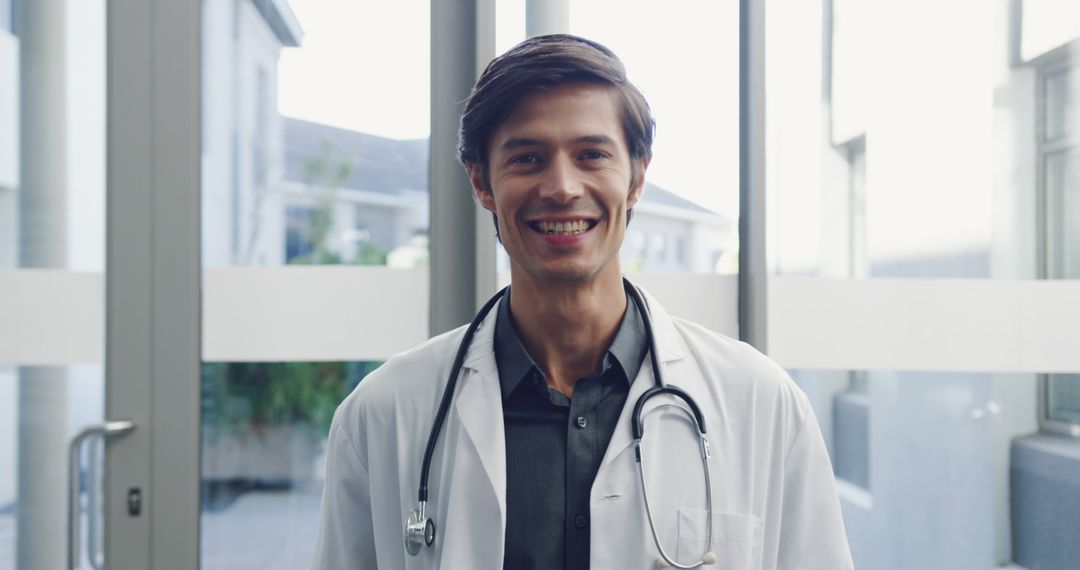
[470,83,647,285]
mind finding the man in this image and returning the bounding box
[312,34,852,569]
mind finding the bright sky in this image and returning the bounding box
[278,0,741,217]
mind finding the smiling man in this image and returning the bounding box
[312,35,852,570]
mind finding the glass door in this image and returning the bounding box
[197,1,432,566]
[1,0,114,568]
[4,0,202,567]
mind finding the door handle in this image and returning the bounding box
[68,421,135,570]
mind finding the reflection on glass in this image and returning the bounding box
[200,0,429,567]
[0,367,13,565]
[1045,148,1080,278]
[570,0,739,274]
[1044,68,1074,142]
[790,370,1052,568]
[766,0,1080,278]
[1042,64,1079,433]
[831,371,869,490]
[1047,374,1080,425]
[2,0,106,567]
[201,0,430,269]
[200,361,380,570]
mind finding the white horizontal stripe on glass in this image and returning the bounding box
[630,272,739,339]
[769,277,1080,372]
[496,272,740,340]
[202,266,428,362]
[0,270,102,365]
[6,270,1079,371]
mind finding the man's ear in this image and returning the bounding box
[627,156,650,209]
[467,163,496,212]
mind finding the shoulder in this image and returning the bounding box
[669,316,813,425]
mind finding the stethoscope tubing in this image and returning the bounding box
[408,278,716,567]
[417,285,508,504]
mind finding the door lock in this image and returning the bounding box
[127,487,142,516]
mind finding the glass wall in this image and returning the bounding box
[1041,60,1080,435]
[201,0,430,270]
[766,0,1080,567]
[199,0,429,567]
[0,0,108,568]
[569,0,740,275]
[790,369,1024,569]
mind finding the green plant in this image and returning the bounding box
[202,361,382,438]
[288,139,389,266]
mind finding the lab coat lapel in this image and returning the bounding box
[600,290,689,470]
[451,298,507,529]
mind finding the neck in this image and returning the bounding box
[507,267,627,398]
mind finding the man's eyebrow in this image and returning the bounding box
[500,137,544,150]
[498,135,617,151]
[576,135,616,145]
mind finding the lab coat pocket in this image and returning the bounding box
[676,509,764,569]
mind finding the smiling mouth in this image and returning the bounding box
[528,219,598,236]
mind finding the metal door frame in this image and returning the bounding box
[105,0,200,567]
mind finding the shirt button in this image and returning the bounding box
[575,514,588,528]
[576,416,588,429]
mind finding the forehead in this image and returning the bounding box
[488,83,626,151]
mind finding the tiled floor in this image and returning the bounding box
[0,483,323,570]
[201,482,323,570]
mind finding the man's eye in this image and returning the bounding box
[510,154,541,165]
[580,150,607,160]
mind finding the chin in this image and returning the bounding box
[527,260,615,285]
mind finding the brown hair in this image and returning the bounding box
[458,34,655,189]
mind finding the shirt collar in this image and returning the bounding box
[493,287,647,401]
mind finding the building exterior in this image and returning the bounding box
[202,0,302,267]
[766,1,1080,568]
[245,116,734,273]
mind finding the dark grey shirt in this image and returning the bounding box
[495,291,646,570]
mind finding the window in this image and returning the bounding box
[1040,61,1080,435]
[253,67,270,189]
[832,371,870,491]
[845,137,867,278]
[0,0,11,34]
[200,0,431,564]
[284,205,315,263]
[570,0,739,275]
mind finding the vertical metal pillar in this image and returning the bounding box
[106,0,201,567]
[16,0,69,568]
[430,0,480,335]
[739,0,768,351]
[474,0,498,308]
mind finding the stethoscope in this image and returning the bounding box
[404,278,717,568]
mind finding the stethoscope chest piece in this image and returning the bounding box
[404,501,435,555]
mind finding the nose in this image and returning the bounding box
[538,153,584,204]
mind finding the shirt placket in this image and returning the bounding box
[564,372,603,570]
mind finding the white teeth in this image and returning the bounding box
[537,220,589,235]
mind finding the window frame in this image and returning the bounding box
[1035,47,1080,437]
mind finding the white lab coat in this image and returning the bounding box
[312,290,852,569]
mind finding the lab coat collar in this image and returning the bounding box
[600,286,691,470]
[452,298,508,538]
[460,282,688,369]
[633,285,689,364]
[451,285,691,523]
